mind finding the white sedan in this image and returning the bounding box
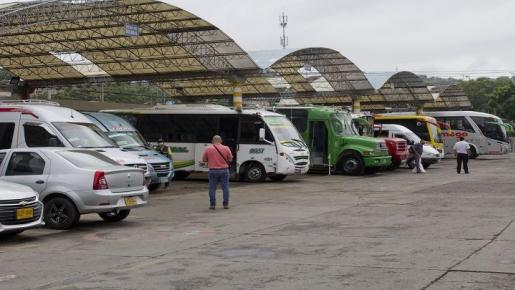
[0,180,43,236]
[0,148,149,230]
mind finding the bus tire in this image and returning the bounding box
[173,171,190,180]
[338,153,364,176]
[242,163,267,182]
[469,146,478,159]
[269,174,287,182]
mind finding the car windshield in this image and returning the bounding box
[333,112,358,136]
[264,116,305,147]
[53,122,116,148]
[429,123,443,143]
[107,131,147,149]
[471,116,509,142]
[57,150,120,169]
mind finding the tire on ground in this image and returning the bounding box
[98,209,131,222]
[44,196,80,230]
[338,153,365,176]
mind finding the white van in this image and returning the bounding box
[0,101,148,172]
[374,124,443,168]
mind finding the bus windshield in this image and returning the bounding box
[333,112,358,136]
[53,122,116,148]
[429,123,443,143]
[264,116,305,147]
[471,116,508,142]
[107,131,147,149]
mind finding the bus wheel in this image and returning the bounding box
[244,163,267,182]
[173,171,190,180]
[338,154,364,175]
[469,147,478,159]
[269,174,287,182]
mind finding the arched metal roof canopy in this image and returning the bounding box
[425,85,473,110]
[364,71,434,106]
[250,48,375,104]
[0,0,265,90]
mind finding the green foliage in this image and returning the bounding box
[458,77,515,121]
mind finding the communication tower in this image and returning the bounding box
[279,12,288,49]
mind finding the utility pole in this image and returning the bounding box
[279,11,288,49]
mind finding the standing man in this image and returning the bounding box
[453,137,470,174]
[202,135,233,210]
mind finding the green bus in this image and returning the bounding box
[273,106,391,175]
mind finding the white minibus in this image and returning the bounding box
[105,104,310,182]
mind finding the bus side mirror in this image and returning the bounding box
[259,128,266,141]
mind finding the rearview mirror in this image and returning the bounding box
[259,128,266,141]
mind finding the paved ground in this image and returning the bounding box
[2,155,515,290]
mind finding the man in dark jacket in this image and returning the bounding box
[407,140,424,173]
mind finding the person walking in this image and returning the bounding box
[202,135,233,210]
[453,137,470,174]
[407,140,425,173]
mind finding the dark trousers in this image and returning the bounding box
[457,153,469,174]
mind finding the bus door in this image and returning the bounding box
[219,116,238,170]
[309,121,328,166]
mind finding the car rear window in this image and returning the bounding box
[57,150,120,169]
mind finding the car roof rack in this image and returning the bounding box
[0,99,61,106]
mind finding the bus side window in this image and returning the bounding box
[452,117,475,133]
[240,115,271,144]
[0,123,15,149]
[196,116,219,143]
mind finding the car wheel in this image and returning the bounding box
[422,162,432,169]
[147,183,160,191]
[0,229,24,237]
[98,209,131,222]
[44,197,80,230]
[244,163,267,182]
[387,159,401,170]
[173,171,190,180]
[269,174,287,182]
[338,154,364,175]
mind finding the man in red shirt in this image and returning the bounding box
[202,135,233,210]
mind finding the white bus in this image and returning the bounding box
[425,111,510,158]
[105,104,310,182]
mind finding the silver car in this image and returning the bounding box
[0,180,43,236]
[0,148,149,229]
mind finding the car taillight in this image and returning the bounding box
[93,171,109,190]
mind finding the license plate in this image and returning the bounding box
[16,208,33,220]
[124,197,138,206]
[159,177,169,183]
[295,168,302,174]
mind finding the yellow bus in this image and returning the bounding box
[374,114,445,154]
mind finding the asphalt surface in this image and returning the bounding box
[2,155,515,290]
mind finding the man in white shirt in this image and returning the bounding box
[453,137,471,174]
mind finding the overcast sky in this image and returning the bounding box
[1,0,514,78]
[169,0,515,78]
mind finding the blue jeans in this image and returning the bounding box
[208,169,230,206]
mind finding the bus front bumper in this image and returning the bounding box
[363,155,392,168]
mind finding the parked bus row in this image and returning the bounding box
[0,100,511,236]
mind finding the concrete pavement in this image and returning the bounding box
[1,155,515,289]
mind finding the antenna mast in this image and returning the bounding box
[279,11,288,49]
